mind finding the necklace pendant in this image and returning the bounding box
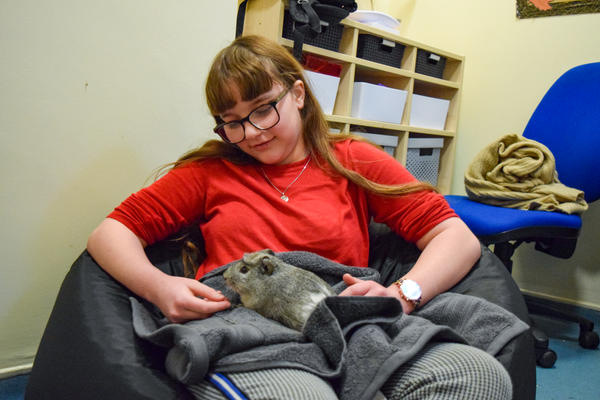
[260,156,311,204]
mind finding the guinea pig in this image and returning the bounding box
[223,249,335,331]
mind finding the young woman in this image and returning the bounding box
[87,35,511,399]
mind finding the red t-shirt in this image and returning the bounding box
[108,139,456,278]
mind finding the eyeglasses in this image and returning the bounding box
[213,87,291,144]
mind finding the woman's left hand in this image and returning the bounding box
[338,274,415,314]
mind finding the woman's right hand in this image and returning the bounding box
[87,218,231,324]
[149,274,231,323]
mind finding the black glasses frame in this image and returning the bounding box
[213,87,291,144]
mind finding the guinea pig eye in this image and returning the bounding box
[240,266,249,274]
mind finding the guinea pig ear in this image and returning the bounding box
[261,256,276,275]
[262,249,275,256]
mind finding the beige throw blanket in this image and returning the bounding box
[465,133,588,214]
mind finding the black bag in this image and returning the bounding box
[288,0,357,59]
[236,0,357,60]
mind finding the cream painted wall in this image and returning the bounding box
[358,0,600,308]
[0,0,236,372]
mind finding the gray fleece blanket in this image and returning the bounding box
[131,251,528,400]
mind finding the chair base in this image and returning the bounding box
[526,295,599,349]
[531,326,557,368]
[525,295,599,368]
[489,242,599,367]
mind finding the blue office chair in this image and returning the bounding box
[446,62,600,368]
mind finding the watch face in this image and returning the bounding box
[401,280,422,300]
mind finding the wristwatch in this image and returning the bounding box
[393,279,422,308]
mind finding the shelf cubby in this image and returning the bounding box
[243,0,464,193]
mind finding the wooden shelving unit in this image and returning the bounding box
[243,0,464,193]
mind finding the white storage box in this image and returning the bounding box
[406,138,444,186]
[353,131,399,156]
[303,70,340,115]
[351,82,407,124]
[409,94,450,130]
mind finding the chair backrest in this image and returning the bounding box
[523,62,600,203]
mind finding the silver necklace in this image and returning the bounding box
[259,156,311,202]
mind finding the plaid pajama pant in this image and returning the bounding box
[188,342,512,400]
